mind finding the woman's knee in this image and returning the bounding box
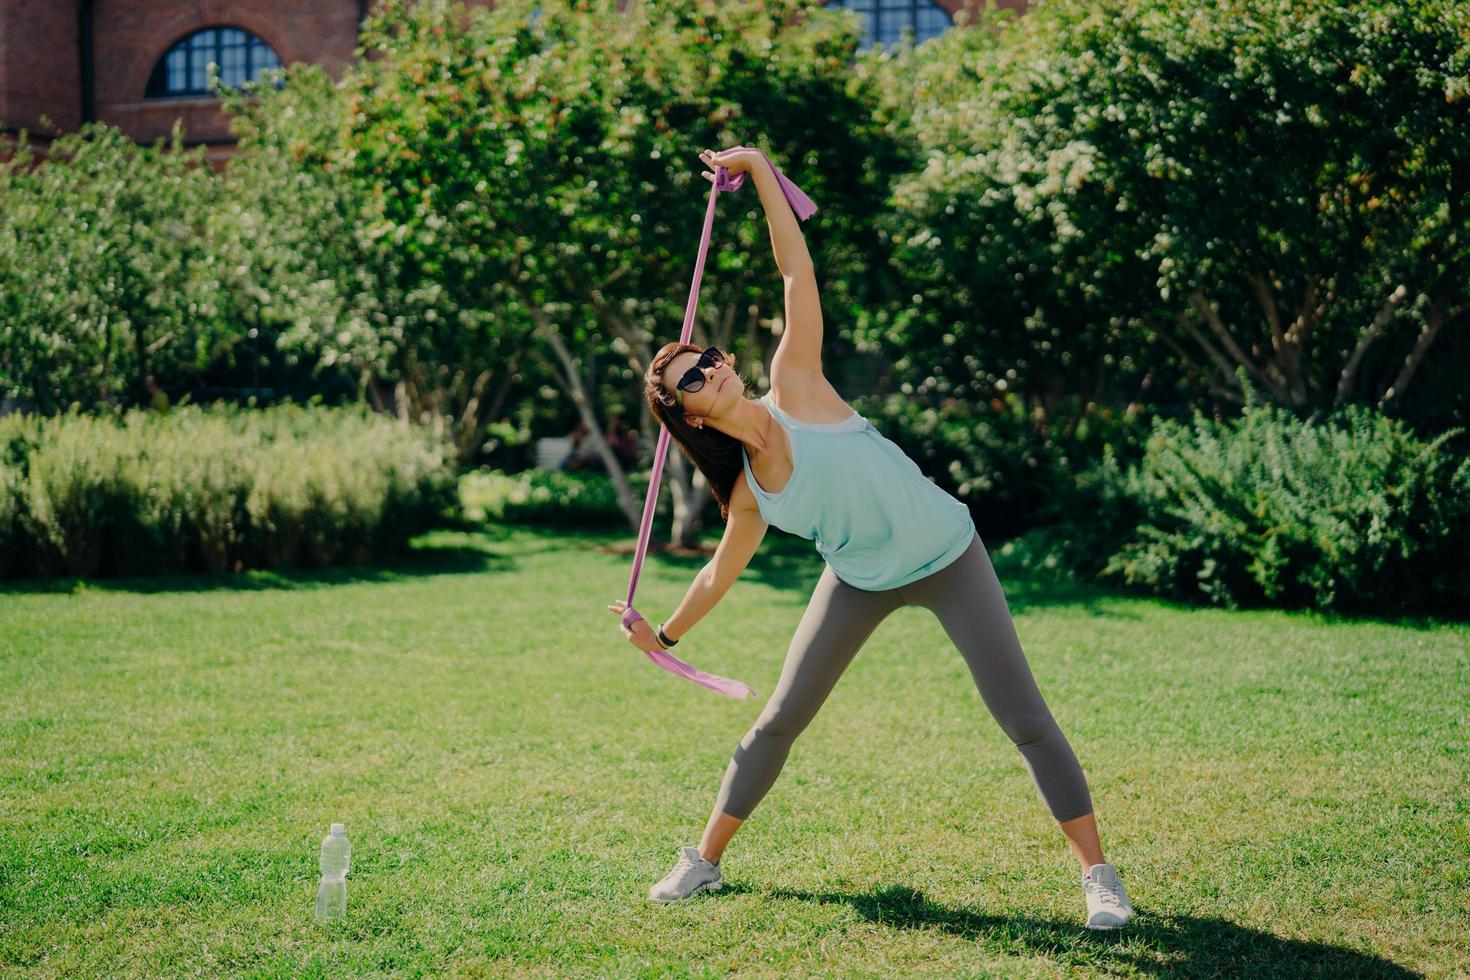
[997,707,1058,748]
[752,697,811,741]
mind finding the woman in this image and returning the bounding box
[607,148,1134,930]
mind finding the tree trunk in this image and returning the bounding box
[1187,288,1290,402]
[452,368,496,464]
[1149,315,1244,407]
[664,449,706,550]
[1379,296,1465,412]
[132,321,151,408]
[528,310,643,527]
[541,256,760,547]
[1336,283,1409,409]
[99,314,114,407]
[364,375,394,414]
[392,379,411,423]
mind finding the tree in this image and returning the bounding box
[327,0,907,546]
[873,0,1470,426]
[0,123,235,412]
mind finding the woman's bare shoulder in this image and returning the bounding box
[768,370,856,423]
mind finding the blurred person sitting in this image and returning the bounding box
[605,412,641,468]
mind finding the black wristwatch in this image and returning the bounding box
[656,623,679,647]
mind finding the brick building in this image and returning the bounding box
[0,0,1023,165]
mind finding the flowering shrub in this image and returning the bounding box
[0,403,457,579]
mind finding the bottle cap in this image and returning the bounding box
[330,823,345,834]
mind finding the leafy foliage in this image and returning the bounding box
[0,125,235,411]
[459,466,663,527]
[0,404,457,579]
[855,389,1154,538]
[1099,388,1470,615]
[866,0,1470,427]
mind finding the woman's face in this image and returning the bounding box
[661,349,741,427]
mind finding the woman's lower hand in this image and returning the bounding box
[607,599,663,653]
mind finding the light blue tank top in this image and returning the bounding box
[740,391,976,591]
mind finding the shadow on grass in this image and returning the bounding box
[589,524,1149,621]
[10,517,1459,631]
[736,532,1134,620]
[0,532,516,595]
[734,883,1414,978]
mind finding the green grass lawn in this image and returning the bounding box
[2,523,1466,977]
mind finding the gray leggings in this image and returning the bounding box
[714,531,1094,823]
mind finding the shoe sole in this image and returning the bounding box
[1085,914,1132,930]
[648,879,723,904]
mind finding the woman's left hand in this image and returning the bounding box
[699,147,761,182]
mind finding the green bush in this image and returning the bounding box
[0,123,241,413]
[459,467,663,528]
[1094,394,1470,616]
[1005,444,1146,586]
[863,390,1153,538]
[0,403,458,579]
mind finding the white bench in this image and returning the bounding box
[534,436,573,470]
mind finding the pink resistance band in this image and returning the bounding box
[619,145,819,699]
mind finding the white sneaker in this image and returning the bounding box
[1082,863,1134,929]
[647,845,723,903]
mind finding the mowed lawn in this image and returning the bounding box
[2,522,1466,978]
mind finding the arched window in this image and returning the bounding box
[826,0,954,50]
[145,26,282,98]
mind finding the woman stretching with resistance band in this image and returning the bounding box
[607,146,1134,930]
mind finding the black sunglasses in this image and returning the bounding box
[673,346,726,398]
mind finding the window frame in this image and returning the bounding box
[143,25,283,100]
[825,0,954,50]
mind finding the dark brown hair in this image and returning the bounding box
[644,341,748,522]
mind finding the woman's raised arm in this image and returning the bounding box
[749,154,813,276]
[700,149,825,381]
[700,148,813,275]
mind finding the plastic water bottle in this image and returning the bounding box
[315,823,351,922]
